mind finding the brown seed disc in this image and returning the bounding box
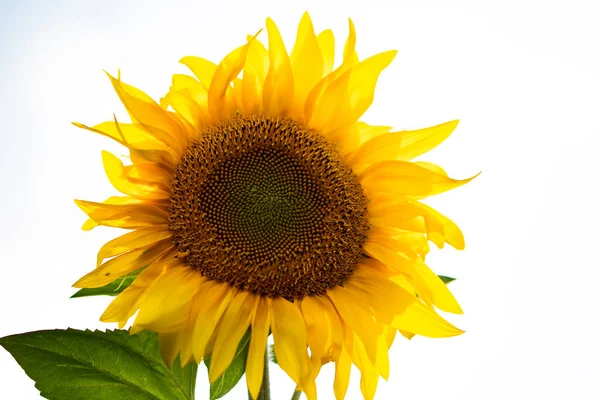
[168,115,369,299]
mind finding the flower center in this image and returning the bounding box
[169,116,369,299]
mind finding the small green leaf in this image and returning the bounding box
[438,275,456,284]
[204,330,251,400]
[0,329,196,400]
[71,273,138,298]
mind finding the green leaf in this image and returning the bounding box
[71,273,138,298]
[438,275,456,284]
[204,330,251,400]
[0,329,196,400]
[172,356,198,400]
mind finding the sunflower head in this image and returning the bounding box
[74,12,474,400]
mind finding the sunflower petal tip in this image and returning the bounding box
[385,49,399,61]
[72,277,86,288]
[465,171,482,183]
[208,367,222,384]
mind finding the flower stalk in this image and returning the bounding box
[251,347,271,400]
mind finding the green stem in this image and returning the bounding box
[291,390,302,400]
[187,363,198,400]
[250,347,271,400]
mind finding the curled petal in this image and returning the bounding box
[307,50,396,135]
[73,239,173,288]
[360,160,476,198]
[238,37,269,115]
[180,56,217,89]
[350,120,460,173]
[102,151,170,199]
[95,227,172,267]
[208,41,252,122]
[105,72,187,153]
[74,199,169,230]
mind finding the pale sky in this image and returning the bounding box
[1,0,599,399]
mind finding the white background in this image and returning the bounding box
[1,0,599,399]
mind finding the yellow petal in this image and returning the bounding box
[95,227,172,267]
[239,38,269,115]
[209,291,256,382]
[79,196,144,231]
[262,18,294,116]
[349,120,460,173]
[105,72,186,153]
[307,50,396,135]
[312,296,344,362]
[300,297,329,363]
[360,161,475,198]
[161,89,204,131]
[367,226,422,261]
[303,19,357,124]
[316,29,335,76]
[192,282,234,360]
[343,18,358,66]
[390,298,464,338]
[180,56,217,89]
[164,74,212,129]
[134,266,205,332]
[122,163,172,192]
[158,331,182,368]
[100,259,173,325]
[179,293,203,365]
[74,199,169,230]
[375,332,390,380]
[363,238,436,306]
[289,12,323,119]
[73,121,176,167]
[102,151,170,199]
[368,198,465,250]
[208,41,252,122]
[73,239,173,288]
[334,348,351,400]
[246,298,271,400]
[353,336,379,400]
[328,288,380,365]
[363,239,415,274]
[415,260,463,314]
[271,298,311,388]
[345,268,462,338]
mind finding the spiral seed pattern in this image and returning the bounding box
[169,116,369,299]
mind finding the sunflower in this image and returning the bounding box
[73,12,473,400]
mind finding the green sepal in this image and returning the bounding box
[268,344,278,365]
[438,275,456,284]
[71,272,139,298]
[204,330,251,400]
[0,329,197,400]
